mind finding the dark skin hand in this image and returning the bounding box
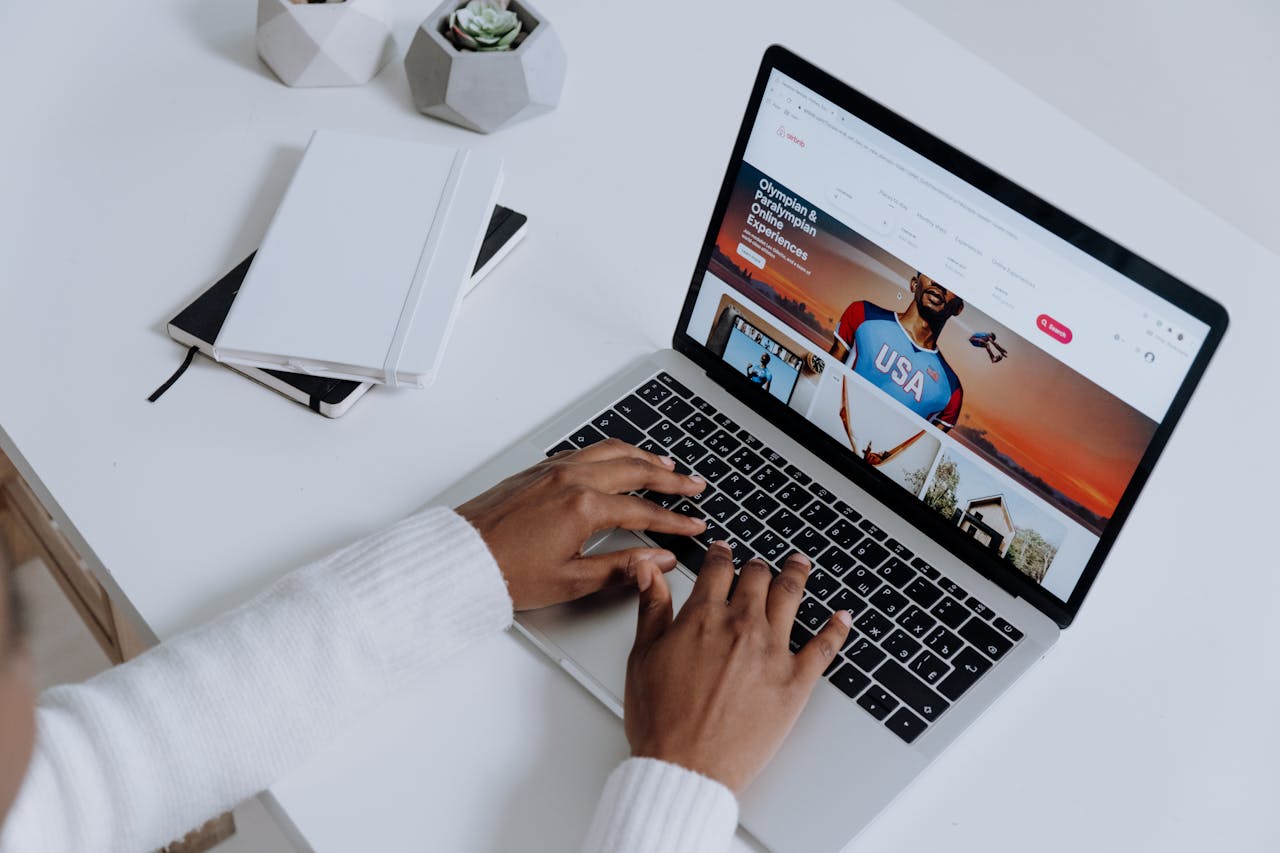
[624,544,852,794]
[457,439,708,611]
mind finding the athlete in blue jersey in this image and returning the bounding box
[745,352,773,392]
[829,273,965,431]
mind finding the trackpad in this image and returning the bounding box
[516,530,696,706]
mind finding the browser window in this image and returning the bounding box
[682,69,1209,603]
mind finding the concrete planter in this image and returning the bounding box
[256,0,394,88]
[404,0,567,134]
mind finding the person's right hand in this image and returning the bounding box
[623,543,852,794]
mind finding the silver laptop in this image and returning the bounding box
[434,46,1228,852]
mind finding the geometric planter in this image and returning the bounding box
[404,0,567,133]
[256,0,395,88]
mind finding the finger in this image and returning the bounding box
[574,457,706,497]
[686,541,736,606]
[632,560,673,657]
[576,547,679,597]
[730,557,772,612]
[794,610,853,682]
[765,552,811,629]
[566,437,676,469]
[587,493,707,536]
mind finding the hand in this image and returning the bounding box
[456,439,707,611]
[623,544,852,794]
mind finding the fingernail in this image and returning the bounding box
[637,567,652,592]
[836,609,853,627]
[661,456,676,467]
[712,539,733,551]
[689,473,705,484]
[789,552,810,567]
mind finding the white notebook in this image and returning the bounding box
[213,130,504,387]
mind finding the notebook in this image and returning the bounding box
[213,129,504,388]
[158,205,527,417]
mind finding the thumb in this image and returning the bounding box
[633,560,673,655]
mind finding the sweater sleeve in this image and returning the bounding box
[581,758,738,853]
[0,506,512,853]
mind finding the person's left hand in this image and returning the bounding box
[457,439,708,610]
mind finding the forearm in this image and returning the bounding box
[1,507,511,853]
[582,758,737,853]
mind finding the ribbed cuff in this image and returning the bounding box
[582,758,738,853]
[329,506,513,685]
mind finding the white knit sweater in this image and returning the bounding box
[0,507,738,853]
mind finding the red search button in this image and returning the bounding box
[1036,314,1072,344]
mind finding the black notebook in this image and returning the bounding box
[157,204,527,417]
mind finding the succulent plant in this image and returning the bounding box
[449,0,523,52]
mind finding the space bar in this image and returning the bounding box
[647,531,709,574]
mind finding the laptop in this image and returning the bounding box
[433,46,1228,852]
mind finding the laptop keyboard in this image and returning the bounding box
[547,371,1024,745]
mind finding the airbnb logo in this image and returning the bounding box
[775,125,806,148]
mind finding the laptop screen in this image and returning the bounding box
[678,65,1215,612]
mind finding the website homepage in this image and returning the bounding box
[684,70,1209,602]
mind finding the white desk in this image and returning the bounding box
[2,1,1277,851]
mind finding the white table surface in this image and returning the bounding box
[2,1,1277,851]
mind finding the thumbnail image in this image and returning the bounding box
[806,369,941,497]
[706,298,816,405]
[922,451,1066,583]
[707,160,1159,534]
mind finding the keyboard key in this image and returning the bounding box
[912,559,940,580]
[800,501,839,532]
[704,428,741,457]
[858,519,888,541]
[568,424,606,448]
[783,464,812,486]
[682,413,716,440]
[937,647,992,700]
[656,372,692,398]
[647,420,684,448]
[690,395,715,415]
[807,483,834,504]
[805,568,842,600]
[833,499,862,522]
[739,432,764,451]
[766,508,805,539]
[871,586,907,618]
[695,456,732,483]
[637,438,665,457]
[711,411,739,431]
[641,490,682,511]
[964,597,994,620]
[719,472,754,502]
[959,619,1014,661]
[845,637,887,672]
[647,530,706,575]
[882,629,921,662]
[827,588,868,619]
[547,440,575,456]
[930,596,969,629]
[876,557,915,588]
[637,379,672,407]
[885,538,913,560]
[743,491,781,520]
[796,597,832,632]
[855,609,893,642]
[700,494,737,525]
[789,622,814,653]
[829,663,871,699]
[592,410,645,445]
[668,437,708,468]
[751,465,788,492]
[817,546,857,576]
[827,520,861,550]
[727,447,765,475]
[726,511,764,542]
[851,538,889,568]
[751,530,790,564]
[992,617,1024,642]
[938,578,966,599]
[616,394,661,430]
[923,626,962,659]
[658,396,694,424]
[760,447,787,467]
[776,483,812,512]
[857,686,898,720]
[909,651,950,685]
[847,566,882,598]
[897,605,936,638]
[791,526,829,560]
[903,577,944,608]
[873,660,949,722]
[885,708,927,744]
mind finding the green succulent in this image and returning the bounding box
[449,0,523,52]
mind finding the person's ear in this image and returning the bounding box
[950,301,965,317]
